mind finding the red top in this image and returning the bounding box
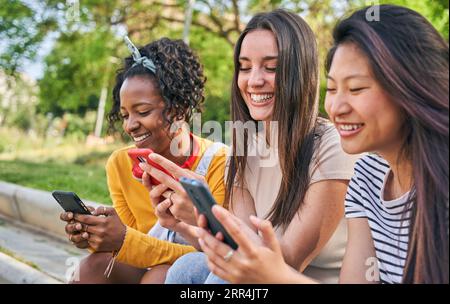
[180,133,200,169]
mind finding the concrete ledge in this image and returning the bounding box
[0,181,105,239]
[0,182,20,219]
[0,252,61,284]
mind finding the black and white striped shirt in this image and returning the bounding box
[345,155,412,284]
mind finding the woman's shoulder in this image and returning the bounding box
[309,118,363,183]
[312,119,346,159]
[106,145,135,169]
[314,118,338,140]
[194,136,230,161]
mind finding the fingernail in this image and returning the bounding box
[68,213,73,219]
[76,223,82,230]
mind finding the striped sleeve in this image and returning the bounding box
[345,175,367,218]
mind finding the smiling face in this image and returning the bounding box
[238,29,278,122]
[119,76,172,154]
[325,43,406,156]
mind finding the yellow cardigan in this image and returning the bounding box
[105,136,227,268]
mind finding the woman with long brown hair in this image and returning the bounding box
[145,9,361,284]
[196,4,449,284]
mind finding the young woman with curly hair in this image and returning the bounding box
[59,37,228,284]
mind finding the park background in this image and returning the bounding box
[0,0,448,206]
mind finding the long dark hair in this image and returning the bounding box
[107,38,205,133]
[226,9,323,230]
[326,5,449,283]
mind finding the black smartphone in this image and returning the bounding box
[52,190,92,215]
[179,177,238,250]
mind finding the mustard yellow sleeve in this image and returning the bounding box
[116,149,227,268]
[116,227,196,268]
[105,152,137,229]
[205,149,227,207]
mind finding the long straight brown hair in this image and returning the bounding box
[326,5,449,283]
[225,9,323,230]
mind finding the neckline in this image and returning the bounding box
[380,168,411,207]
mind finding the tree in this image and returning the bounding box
[38,29,118,117]
[2,0,447,132]
[0,1,57,75]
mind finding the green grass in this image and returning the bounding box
[0,160,112,205]
[0,127,126,205]
[0,246,40,270]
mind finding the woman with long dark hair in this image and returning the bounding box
[145,9,361,284]
[196,4,449,284]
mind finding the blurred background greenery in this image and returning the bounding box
[0,0,448,203]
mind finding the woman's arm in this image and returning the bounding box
[279,179,349,270]
[228,185,257,231]
[339,217,379,284]
[197,205,376,284]
[105,154,138,229]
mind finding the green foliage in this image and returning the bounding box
[38,29,119,116]
[63,111,97,138]
[2,0,448,128]
[188,27,234,124]
[0,159,112,205]
[387,0,448,40]
[0,1,57,74]
[350,0,449,40]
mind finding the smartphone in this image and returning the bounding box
[127,148,175,185]
[180,177,238,250]
[52,190,92,215]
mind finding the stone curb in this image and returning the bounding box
[0,181,105,240]
[0,252,61,284]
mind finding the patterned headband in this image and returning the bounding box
[124,35,156,73]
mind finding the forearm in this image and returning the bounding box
[279,236,321,271]
[116,226,196,268]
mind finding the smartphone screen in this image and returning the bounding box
[52,191,91,215]
[180,177,238,250]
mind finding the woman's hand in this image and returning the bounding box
[144,172,182,231]
[143,171,202,250]
[139,153,204,226]
[196,205,299,284]
[60,206,95,249]
[73,207,127,252]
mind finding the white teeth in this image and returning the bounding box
[133,133,151,142]
[339,124,363,131]
[250,93,274,103]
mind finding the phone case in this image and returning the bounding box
[127,148,174,185]
[180,177,238,250]
[52,191,91,215]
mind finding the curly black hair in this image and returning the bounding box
[107,37,206,133]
